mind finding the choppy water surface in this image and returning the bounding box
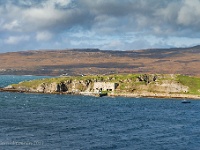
[0,75,200,150]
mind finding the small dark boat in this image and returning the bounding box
[182,100,191,103]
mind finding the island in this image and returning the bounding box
[1,74,200,99]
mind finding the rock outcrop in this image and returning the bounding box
[34,80,92,94]
[137,74,157,84]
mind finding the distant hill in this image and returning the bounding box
[0,46,200,76]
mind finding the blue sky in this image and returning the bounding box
[1,0,200,52]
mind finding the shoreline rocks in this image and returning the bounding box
[1,87,200,99]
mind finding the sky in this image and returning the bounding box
[1,0,200,52]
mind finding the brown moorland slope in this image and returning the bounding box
[0,46,200,76]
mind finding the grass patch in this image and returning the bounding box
[12,79,44,89]
[177,75,200,95]
[11,77,71,89]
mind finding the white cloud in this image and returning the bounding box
[18,0,35,6]
[177,0,200,26]
[22,7,67,31]
[2,0,200,35]
[3,20,21,31]
[1,0,200,52]
[36,31,53,41]
[155,1,180,23]
[56,0,72,6]
[0,1,76,33]
[103,40,125,50]
[4,35,30,44]
[42,0,72,8]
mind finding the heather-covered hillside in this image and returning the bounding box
[0,46,200,76]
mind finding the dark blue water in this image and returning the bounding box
[0,75,200,150]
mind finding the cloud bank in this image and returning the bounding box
[0,0,200,52]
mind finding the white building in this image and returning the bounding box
[93,82,117,92]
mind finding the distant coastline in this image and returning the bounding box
[1,45,200,76]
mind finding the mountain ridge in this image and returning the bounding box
[0,46,200,76]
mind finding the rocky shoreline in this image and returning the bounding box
[1,87,200,100]
[109,92,200,99]
[0,87,108,97]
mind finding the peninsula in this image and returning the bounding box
[2,74,200,99]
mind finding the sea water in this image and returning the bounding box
[0,75,200,150]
